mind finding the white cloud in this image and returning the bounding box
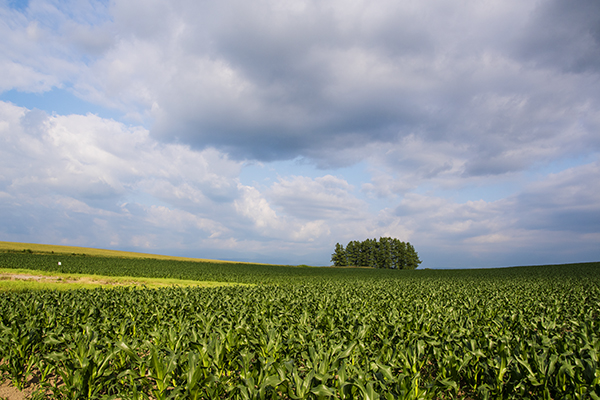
[374,160,600,267]
[234,184,282,232]
[0,100,244,249]
[269,175,366,220]
[0,101,349,261]
[234,180,334,242]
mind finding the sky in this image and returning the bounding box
[1,0,599,268]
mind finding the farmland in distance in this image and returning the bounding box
[1,247,599,399]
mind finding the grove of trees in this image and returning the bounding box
[331,237,421,269]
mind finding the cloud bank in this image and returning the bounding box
[1,0,599,266]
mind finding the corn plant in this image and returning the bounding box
[0,254,599,399]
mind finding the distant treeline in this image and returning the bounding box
[331,237,421,269]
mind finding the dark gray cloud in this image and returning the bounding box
[136,0,600,177]
[147,1,444,162]
[514,0,600,73]
[6,0,599,174]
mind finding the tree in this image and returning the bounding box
[391,239,406,269]
[330,243,347,267]
[364,238,377,268]
[405,242,422,270]
[331,237,421,269]
[377,237,392,269]
[345,240,360,266]
[358,239,372,268]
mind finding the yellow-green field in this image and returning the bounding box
[0,241,255,263]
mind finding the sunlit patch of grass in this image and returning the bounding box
[0,268,247,291]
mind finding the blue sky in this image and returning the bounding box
[1,0,599,267]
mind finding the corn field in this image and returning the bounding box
[1,253,599,399]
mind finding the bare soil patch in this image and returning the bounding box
[0,379,34,400]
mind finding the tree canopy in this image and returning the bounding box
[331,237,421,270]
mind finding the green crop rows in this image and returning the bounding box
[1,253,599,399]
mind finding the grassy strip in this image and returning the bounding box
[0,267,246,291]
